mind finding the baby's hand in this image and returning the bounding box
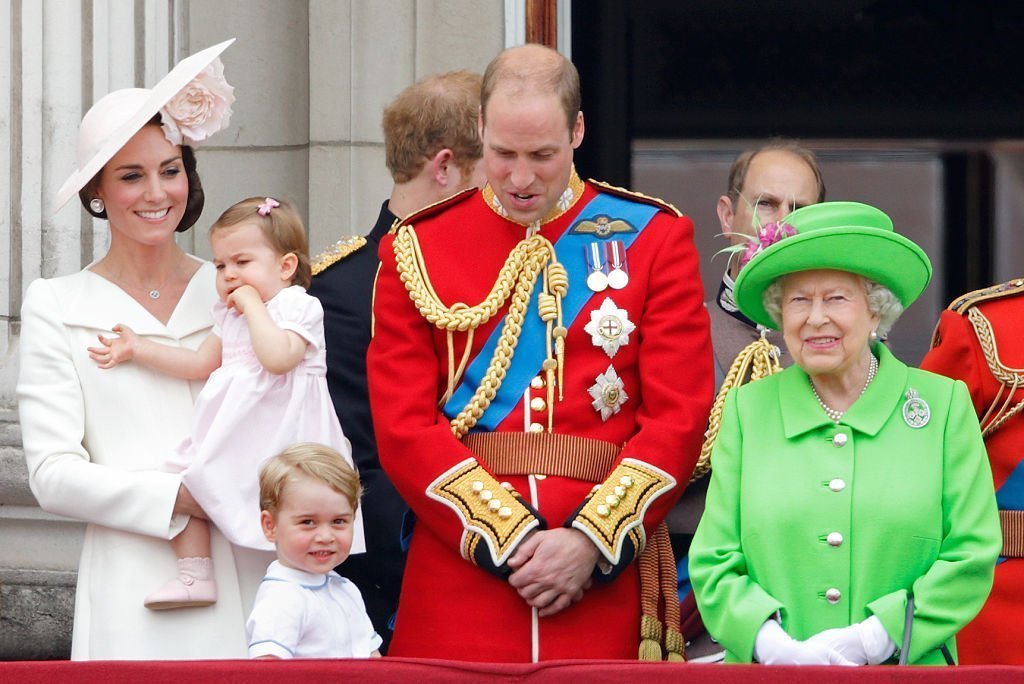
[87,324,138,369]
[226,284,262,314]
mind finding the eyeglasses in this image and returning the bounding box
[734,191,809,229]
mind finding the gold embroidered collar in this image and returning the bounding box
[481,167,586,229]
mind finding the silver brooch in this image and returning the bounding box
[588,365,629,421]
[583,297,635,358]
[902,388,930,428]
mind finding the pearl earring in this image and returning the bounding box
[89,198,105,213]
[870,330,878,342]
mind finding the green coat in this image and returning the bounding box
[689,343,1001,665]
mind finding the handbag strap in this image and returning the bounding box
[898,595,955,665]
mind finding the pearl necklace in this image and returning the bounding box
[810,354,879,424]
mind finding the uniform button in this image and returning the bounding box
[825,588,841,604]
[530,376,545,389]
[530,397,547,412]
[827,532,844,547]
[828,478,846,492]
[533,474,547,480]
[498,507,512,519]
[832,433,848,447]
[528,422,544,433]
[597,504,611,517]
[479,489,493,501]
[488,499,501,511]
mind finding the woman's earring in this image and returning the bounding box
[870,330,879,342]
[89,198,105,213]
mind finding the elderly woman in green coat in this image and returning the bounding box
[688,201,1001,666]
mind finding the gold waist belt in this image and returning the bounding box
[1002,510,1024,558]
[461,432,621,482]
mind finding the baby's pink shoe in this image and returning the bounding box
[144,557,217,610]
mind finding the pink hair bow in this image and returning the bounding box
[257,197,280,216]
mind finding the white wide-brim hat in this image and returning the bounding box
[54,38,235,213]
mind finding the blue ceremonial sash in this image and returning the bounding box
[996,458,1024,511]
[442,193,660,431]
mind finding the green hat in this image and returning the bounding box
[732,201,932,330]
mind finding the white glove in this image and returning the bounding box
[754,619,857,666]
[806,616,897,665]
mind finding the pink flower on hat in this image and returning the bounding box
[739,221,797,268]
[160,58,235,146]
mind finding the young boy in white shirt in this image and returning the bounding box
[247,443,382,658]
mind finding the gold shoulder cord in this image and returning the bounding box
[967,307,1024,438]
[392,224,568,439]
[694,334,781,481]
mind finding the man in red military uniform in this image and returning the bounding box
[368,44,712,662]
[920,279,1024,665]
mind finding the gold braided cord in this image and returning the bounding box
[693,335,782,482]
[967,307,1024,439]
[393,224,565,439]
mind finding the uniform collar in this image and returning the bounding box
[263,560,342,588]
[780,342,909,439]
[717,273,760,328]
[63,259,215,338]
[480,167,586,228]
[371,201,399,243]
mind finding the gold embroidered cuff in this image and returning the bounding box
[571,458,677,566]
[427,459,541,568]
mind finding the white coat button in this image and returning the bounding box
[828,478,846,492]
[832,433,848,447]
[530,376,545,390]
[825,588,841,604]
[528,422,544,433]
[827,532,844,547]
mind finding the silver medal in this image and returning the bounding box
[588,365,629,421]
[607,240,629,290]
[585,242,609,292]
[586,270,609,292]
[584,297,636,358]
[902,388,930,428]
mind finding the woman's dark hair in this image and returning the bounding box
[78,116,205,233]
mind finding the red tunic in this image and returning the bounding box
[920,282,1024,665]
[368,180,712,661]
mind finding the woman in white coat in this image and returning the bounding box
[17,40,273,660]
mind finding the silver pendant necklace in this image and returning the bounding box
[810,354,879,424]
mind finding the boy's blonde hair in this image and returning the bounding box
[259,443,361,515]
[210,196,311,288]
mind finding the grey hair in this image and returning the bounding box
[762,275,904,336]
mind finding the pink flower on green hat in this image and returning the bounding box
[740,221,797,267]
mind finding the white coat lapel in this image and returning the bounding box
[61,260,216,340]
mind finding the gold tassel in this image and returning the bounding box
[639,614,664,661]
[693,333,781,481]
[664,627,686,662]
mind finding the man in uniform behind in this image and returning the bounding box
[368,44,712,661]
[710,142,825,381]
[920,279,1024,664]
[308,70,484,651]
